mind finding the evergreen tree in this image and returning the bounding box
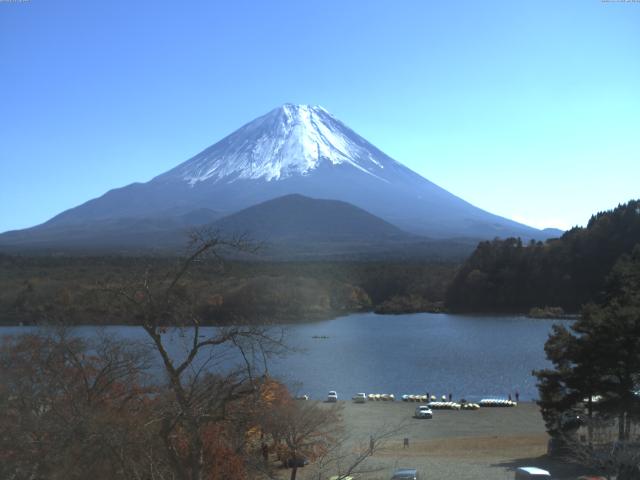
[535,245,640,445]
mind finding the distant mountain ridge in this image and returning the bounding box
[0,104,560,253]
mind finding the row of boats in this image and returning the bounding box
[366,394,516,408]
[423,399,516,409]
[367,393,395,401]
[478,398,518,407]
[427,401,481,410]
[401,394,517,407]
[402,394,443,402]
[303,391,520,408]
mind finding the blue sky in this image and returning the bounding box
[1,0,638,233]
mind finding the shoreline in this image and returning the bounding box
[0,309,578,328]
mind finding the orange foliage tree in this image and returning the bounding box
[0,330,169,480]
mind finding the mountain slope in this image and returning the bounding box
[0,104,558,252]
[214,194,411,243]
[0,208,222,252]
[211,194,477,260]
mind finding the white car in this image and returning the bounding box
[327,390,338,402]
[352,392,367,403]
[514,467,551,479]
[414,405,433,419]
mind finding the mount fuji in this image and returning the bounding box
[0,104,558,253]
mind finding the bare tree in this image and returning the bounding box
[260,398,343,480]
[258,387,409,480]
[2,230,336,480]
[114,229,287,480]
[305,420,410,480]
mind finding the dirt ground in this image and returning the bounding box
[289,401,594,480]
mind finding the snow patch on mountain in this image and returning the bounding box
[163,104,391,185]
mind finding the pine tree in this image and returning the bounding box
[535,245,640,444]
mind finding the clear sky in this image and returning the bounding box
[1,0,638,233]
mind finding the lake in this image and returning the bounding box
[0,312,566,401]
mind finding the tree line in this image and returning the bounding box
[0,254,456,325]
[446,200,640,313]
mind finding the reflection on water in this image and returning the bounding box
[0,312,566,401]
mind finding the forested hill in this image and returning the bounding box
[445,200,640,313]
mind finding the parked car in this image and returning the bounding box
[283,456,309,468]
[352,392,367,403]
[414,405,433,419]
[514,466,551,479]
[327,390,338,402]
[391,468,419,479]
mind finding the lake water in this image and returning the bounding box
[0,312,566,401]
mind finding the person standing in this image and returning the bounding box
[515,390,520,402]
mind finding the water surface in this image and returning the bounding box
[0,312,565,401]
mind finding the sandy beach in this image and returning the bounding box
[291,401,590,480]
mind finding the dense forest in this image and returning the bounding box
[0,255,456,325]
[446,200,640,313]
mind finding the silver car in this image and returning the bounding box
[414,405,433,419]
[352,392,367,403]
[391,468,419,480]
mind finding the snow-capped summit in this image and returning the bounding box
[160,104,393,185]
[0,104,560,252]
